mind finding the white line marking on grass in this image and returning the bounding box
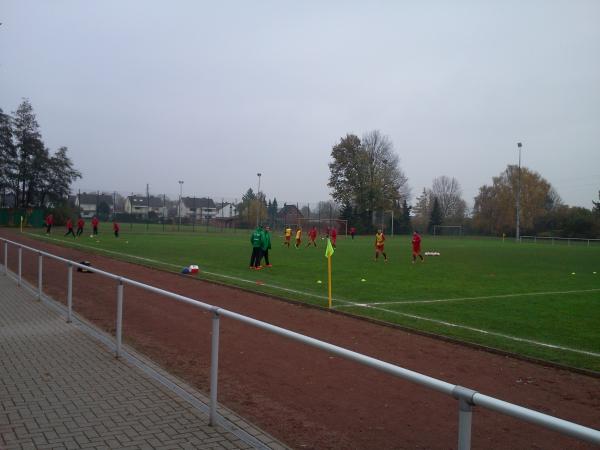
[27,233,334,303]
[368,289,600,306]
[333,299,600,358]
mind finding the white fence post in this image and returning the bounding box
[18,247,22,286]
[209,309,221,426]
[458,399,473,450]
[67,263,73,323]
[116,279,124,358]
[453,386,476,450]
[38,253,43,300]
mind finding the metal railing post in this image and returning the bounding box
[3,242,7,275]
[453,386,476,450]
[18,247,22,286]
[67,263,73,323]
[458,398,473,450]
[38,253,43,300]
[116,279,124,358]
[209,309,221,426]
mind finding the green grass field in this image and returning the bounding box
[24,226,600,372]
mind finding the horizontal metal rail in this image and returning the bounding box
[520,235,600,246]
[1,236,598,447]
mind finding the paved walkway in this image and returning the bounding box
[0,274,286,450]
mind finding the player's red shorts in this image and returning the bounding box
[412,246,421,255]
[376,244,384,252]
[296,238,301,245]
[285,236,291,242]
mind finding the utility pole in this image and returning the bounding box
[516,142,522,241]
[256,173,262,227]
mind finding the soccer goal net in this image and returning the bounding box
[296,218,348,236]
[433,225,463,237]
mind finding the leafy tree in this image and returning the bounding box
[0,108,17,197]
[536,205,599,238]
[472,165,561,235]
[266,197,279,224]
[1,99,80,208]
[428,197,443,233]
[339,202,353,222]
[328,131,409,232]
[395,200,412,234]
[237,188,267,227]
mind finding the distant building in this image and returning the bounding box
[277,204,303,224]
[215,202,237,219]
[125,195,166,217]
[75,193,114,218]
[180,197,216,220]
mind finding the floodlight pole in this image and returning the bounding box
[178,180,184,229]
[516,143,522,242]
[256,173,262,227]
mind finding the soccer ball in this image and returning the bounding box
[90,235,94,238]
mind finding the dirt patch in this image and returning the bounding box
[2,230,599,449]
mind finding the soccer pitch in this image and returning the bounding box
[27,227,600,372]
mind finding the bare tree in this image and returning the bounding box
[430,176,467,222]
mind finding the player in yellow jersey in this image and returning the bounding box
[295,226,302,248]
[374,229,388,262]
[284,226,292,247]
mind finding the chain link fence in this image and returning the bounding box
[63,190,362,235]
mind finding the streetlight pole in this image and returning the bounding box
[256,173,262,227]
[178,180,184,230]
[516,142,522,242]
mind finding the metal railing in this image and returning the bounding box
[1,236,598,449]
[520,235,600,246]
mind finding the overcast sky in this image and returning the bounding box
[1,1,599,207]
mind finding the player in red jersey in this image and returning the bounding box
[350,227,356,240]
[306,226,318,247]
[64,218,75,238]
[374,229,387,262]
[44,214,54,234]
[113,220,120,238]
[330,227,337,247]
[91,216,99,235]
[412,231,424,263]
[76,217,85,237]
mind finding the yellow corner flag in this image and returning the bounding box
[325,238,334,308]
[325,238,335,259]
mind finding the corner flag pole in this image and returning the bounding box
[327,253,332,308]
[325,238,335,308]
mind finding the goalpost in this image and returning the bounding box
[433,225,463,237]
[296,218,348,236]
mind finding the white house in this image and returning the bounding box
[180,197,217,220]
[125,195,166,217]
[215,202,237,219]
[75,193,114,218]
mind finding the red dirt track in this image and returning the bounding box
[1,230,599,449]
